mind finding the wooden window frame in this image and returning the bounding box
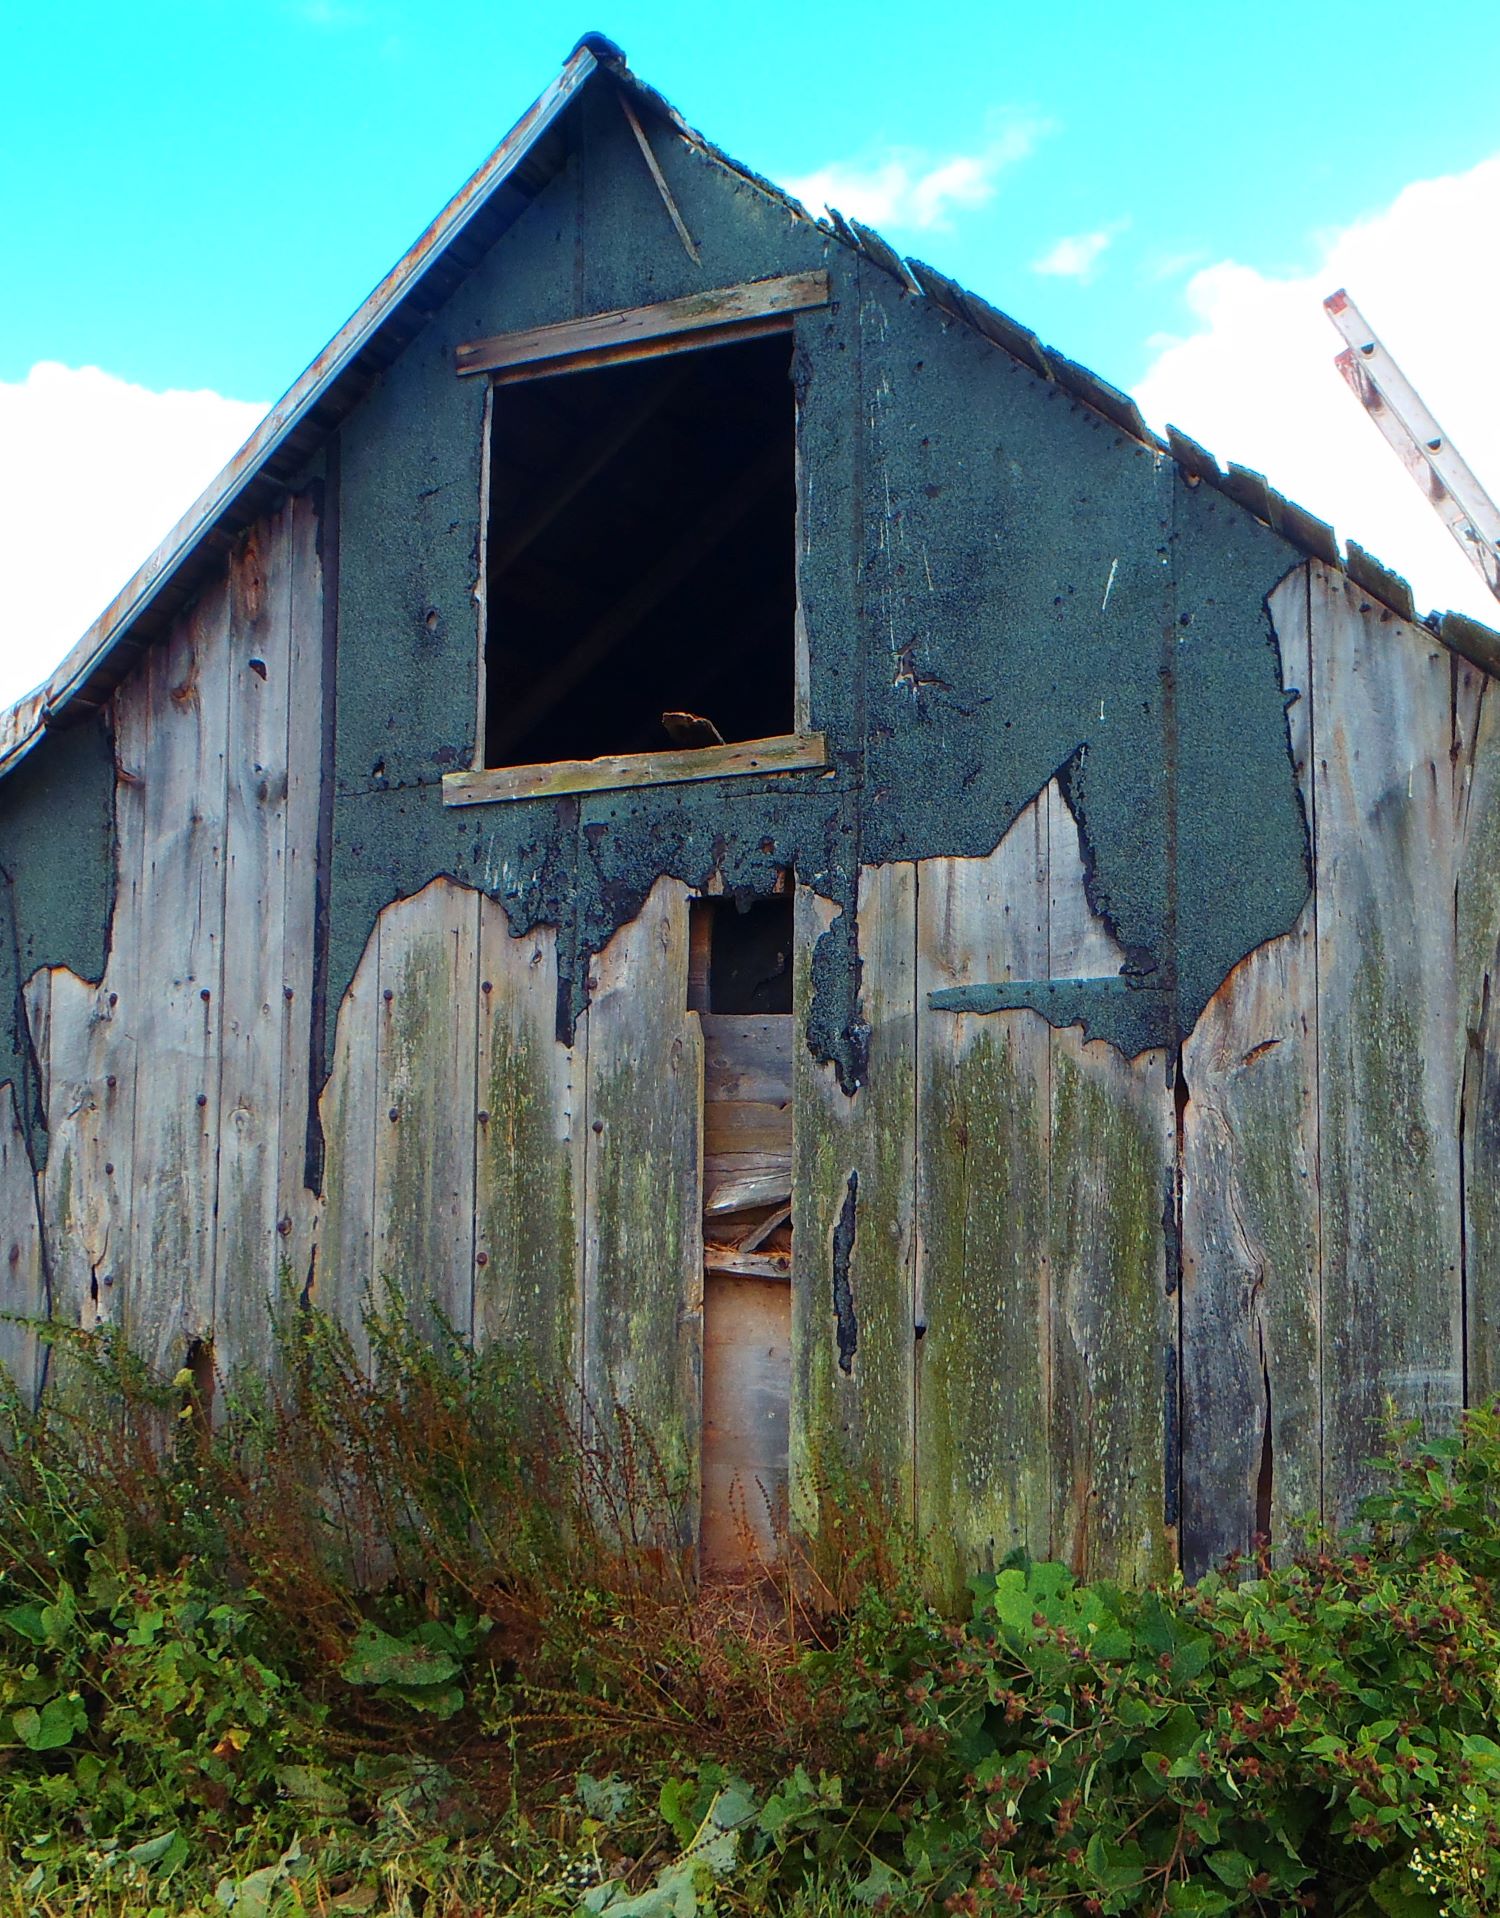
[447,273,828,809]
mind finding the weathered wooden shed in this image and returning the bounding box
[4,35,1500,1587]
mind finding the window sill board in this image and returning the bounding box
[442,731,828,806]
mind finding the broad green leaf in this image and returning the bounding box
[0,1603,48,1645]
[578,1772,635,1824]
[14,1693,86,1751]
[339,1622,460,1690]
[850,1858,906,1905]
[275,1764,350,1814]
[1204,1849,1251,1890]
[1165,1886,1232,1914]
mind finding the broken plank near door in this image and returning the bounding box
[127,578,231,1377]
[705,1170,792,1215]
[455,271,831,376]
[702,1273,791,1569]
[372,880,481,1340]
[473,902,586,1384]
[914,794,1052,1601]
[1180,564,1322,1569]
[1311,562,1464,1526]
[583,876,703,1542]
[791,868,917,1552]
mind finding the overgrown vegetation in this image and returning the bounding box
[2,1301,1499,1915]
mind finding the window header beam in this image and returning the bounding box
[455,271,831,381]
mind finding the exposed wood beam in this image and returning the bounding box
[456,271,829,379]
[618,90,701,266]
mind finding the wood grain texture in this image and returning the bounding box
[473,902,585,1383]
[1046,781,1175,1583]
[24,967,133,1350]
[1180,565,1322,1569]
[1049,1025,1175,1581]
[702,1273,791,1568]
[582,876,703,1538]
[443,731,827,806]
[372,880,481,1338]
[276,493,327,1307]
[1311,562,1464,1524]
[315,924,381,1360]
[215,519,294,1372]
[914,793,1051,1597]
[127,576,231,1374]
[455,271,829,376]
[791,869,917,1542]
[1457,656,1500,1403]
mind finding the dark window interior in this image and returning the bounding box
[688,893,793,1015]
[483,334,796,768]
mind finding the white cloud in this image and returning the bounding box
[1032,223,1123,282]
[0,363,267,706]
[1134,155,1500,625]
[785,118,1048,234]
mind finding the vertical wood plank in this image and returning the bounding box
[1180,564,1322,1569]
[1452,658,1500,1406]
[1311,563,1464,1523]
[316,926,380,1360]
[702,1274,792,1569]
[914,798,1051,1597]
[0,1082,47,1402]
[25,676,149,1360]
[582,876,702,1539]
[473,900,586,1385]
[791,866,917,1546]
[1046,778,1175,1580]
[127,578,231,1375]
[24,969,130,1351]
[215,516,293,1373]
[372,879,481,1338]
[1049,1025,1175,1581]
[277,490,327,1308]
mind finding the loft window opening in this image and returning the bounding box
[481,332,797,774]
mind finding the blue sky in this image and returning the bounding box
[3,1,1499,696]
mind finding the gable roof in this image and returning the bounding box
[6,33,1496,781]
